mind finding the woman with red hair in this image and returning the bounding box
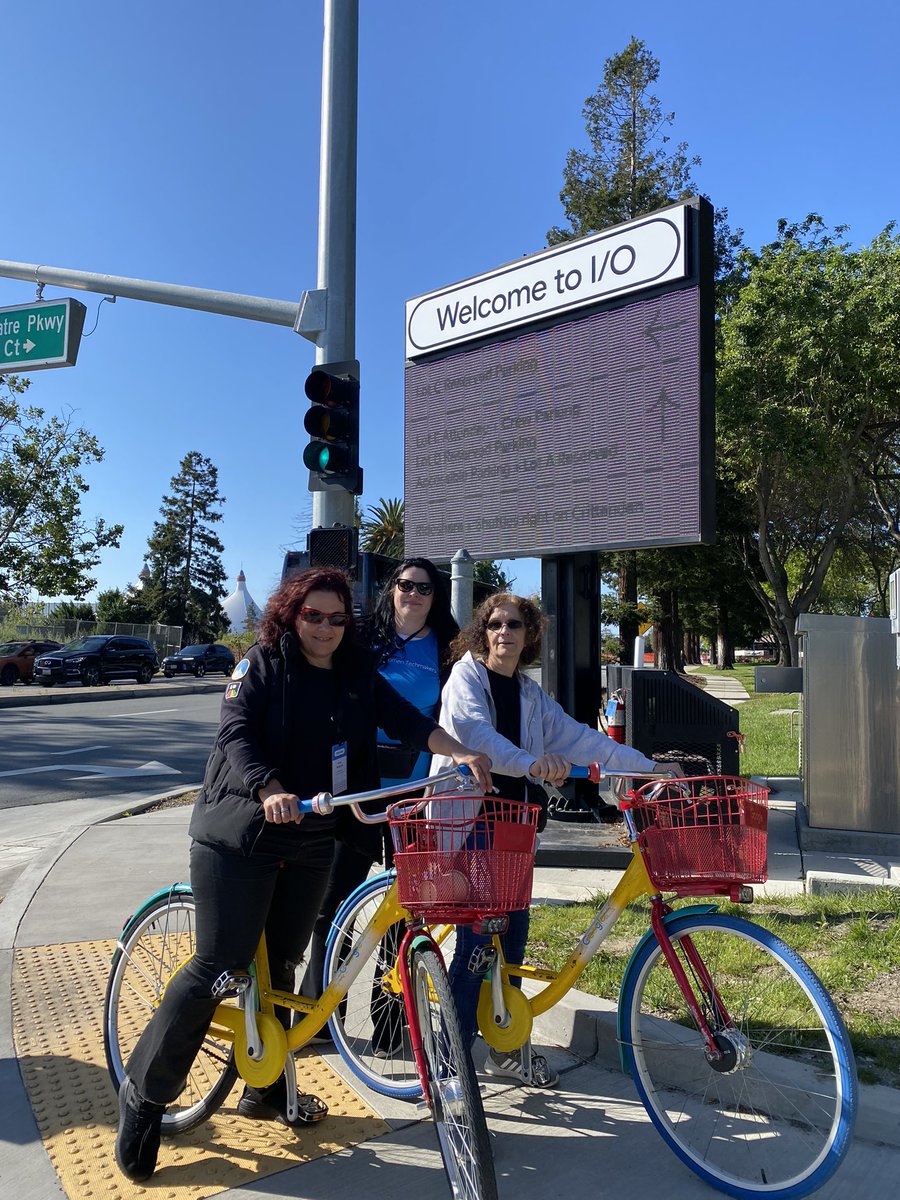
[115,566,491,1184]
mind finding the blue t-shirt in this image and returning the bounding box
[376,629,440,785]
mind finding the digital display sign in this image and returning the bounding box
[404,198,714,563]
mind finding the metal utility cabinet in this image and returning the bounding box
[797,613,900,835]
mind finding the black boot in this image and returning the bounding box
[115,1077,165,1182]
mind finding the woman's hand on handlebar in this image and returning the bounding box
[654,760,686,778]
[528,753,572,786]
[258,780,305,824]
[449,749,493,793]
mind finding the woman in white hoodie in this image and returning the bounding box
[430,592,679,1089]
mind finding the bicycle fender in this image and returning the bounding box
[616,904,719,1075]
[115,882,194,945]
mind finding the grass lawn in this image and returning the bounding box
[529,887,900,1086]
[689,664,801,778]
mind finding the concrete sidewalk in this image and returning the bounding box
[3,788,900,1199]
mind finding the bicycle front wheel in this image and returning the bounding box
[621,912,857,1199]
[103,891,238,1134]
[410,943,497,1200]
[324,872,458,1100]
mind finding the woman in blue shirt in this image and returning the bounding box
[300,558,458,1043]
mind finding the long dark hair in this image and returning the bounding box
[449,592,545,668]
[367,557,459,669]
[257,567,355,660]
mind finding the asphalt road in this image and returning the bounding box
[0,689,222,810]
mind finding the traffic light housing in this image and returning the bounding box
[303,360,362,494]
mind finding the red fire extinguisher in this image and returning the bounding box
[605,689,626,744]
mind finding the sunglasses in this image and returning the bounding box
[300,607,351,627]
[486,618,524,631]
[396,578,433,596]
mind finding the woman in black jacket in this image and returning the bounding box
[115,567,491,1184]
[299,557,458,1046]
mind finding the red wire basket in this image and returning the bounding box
[623,775,769,894]
[387,795,540,924]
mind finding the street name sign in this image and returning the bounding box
[0,298,87,373]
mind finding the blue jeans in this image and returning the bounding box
[447,908,530,1047]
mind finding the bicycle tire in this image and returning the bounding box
[103,891,239,1134]
[410,942,497,1200]
[620,912,857,1199]
[324,872,424,1099]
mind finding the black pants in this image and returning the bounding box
[127,836,335,1106]
[300,839,374,998]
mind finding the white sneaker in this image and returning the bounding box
[483,1044,559,1088]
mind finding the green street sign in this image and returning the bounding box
[0,298,87,373]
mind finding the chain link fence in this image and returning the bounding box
[8,619,182,659]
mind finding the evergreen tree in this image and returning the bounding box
[548,36,699,245]
[144,451,228,642]
[547,38,701,661]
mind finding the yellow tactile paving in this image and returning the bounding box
[12,940,390,1199]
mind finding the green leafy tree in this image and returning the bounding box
[718,217,900,664]
[360,497,405,557]
[95,586,152,625]
[52,600,95,621]
[0,375,122,600]
[143,451,228,642]
[473,560,515,593]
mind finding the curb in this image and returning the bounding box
[0,680,227,708]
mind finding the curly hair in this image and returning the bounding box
[449,593,545,668]
[257,567,355,654]
[366,556,459,668]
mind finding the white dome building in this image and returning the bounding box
[223,569,259,633]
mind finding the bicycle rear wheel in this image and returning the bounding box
[324,872,456,1100]
[620,912,857,1199]
[410,942,497,1200]
[103,890,238,1134]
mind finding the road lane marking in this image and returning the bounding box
[46,745,109,755]
[108,708,180,718]
[0,761,181,779]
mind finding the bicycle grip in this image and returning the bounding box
[568,764,602,783]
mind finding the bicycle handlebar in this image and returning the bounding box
[293,761,677,826]
[294,764,473,824]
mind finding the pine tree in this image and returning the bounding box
[548,38,708,665]
[144,451,228,642]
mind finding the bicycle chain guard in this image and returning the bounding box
[233,1011,288,1088]
[477,980,533,1052]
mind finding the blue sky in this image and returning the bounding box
[3,1,898,613]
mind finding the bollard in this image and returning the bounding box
[451,549,474,627]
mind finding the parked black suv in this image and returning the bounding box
[161,643,236,678]
[34,635,159,687]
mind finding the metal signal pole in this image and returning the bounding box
[311,0,359,532]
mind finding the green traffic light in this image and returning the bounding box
[303,442,331,471]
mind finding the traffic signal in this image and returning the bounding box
[303,360,362,494]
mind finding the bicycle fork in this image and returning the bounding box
[648,901,744,1070]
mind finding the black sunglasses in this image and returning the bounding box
[486,618,524,631]
[300,607,351,627]
[396,578,433,596]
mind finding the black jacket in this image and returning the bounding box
[189,633,437,859]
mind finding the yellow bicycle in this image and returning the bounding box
[103,767,504,1200]
[325,768,858,1200]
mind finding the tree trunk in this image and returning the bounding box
[715,597,735,669]
[617,551,638,664]
[656,588,685,672]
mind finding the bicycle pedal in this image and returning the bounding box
[211,970,252,999]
